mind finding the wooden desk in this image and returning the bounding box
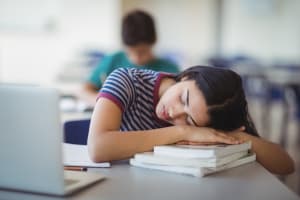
[0,161,299,200]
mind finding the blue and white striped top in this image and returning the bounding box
[98,68,173,131]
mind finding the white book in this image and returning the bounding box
[134,150,248,168]
[130,153,256,177]
[63,143,110,168]
[154,141,251,159]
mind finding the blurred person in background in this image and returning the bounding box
[79,10,179,106]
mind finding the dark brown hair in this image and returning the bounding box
[122,10,156,46]
[175,66,259,136]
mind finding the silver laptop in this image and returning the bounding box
[0,84,105,196]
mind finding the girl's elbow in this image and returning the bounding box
[271,156,295,175]
[268,143,295,175]
[87,134,112,163]
[87,141,99,162]
[87,142,110,163]
[273,165,295,175]
[281,151,295,175]
[284,158,295,175]
[90,154,109,163]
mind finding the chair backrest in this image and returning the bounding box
[63,119,90,145]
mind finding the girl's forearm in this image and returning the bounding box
[232,132,295,175]
[87,126,185,162]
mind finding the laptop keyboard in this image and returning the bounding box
[64,179,79,186]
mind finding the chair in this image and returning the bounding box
[63,119,90,145]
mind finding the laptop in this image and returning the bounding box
[0,84,105,196]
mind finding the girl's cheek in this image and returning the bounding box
[172,119,187,126]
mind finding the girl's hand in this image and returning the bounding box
[178,126,244,145]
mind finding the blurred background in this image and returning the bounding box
[0,0,299,195]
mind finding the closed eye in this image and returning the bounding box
[186,89,189,106]
[185,89,198,126]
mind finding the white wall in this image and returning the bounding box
[0,0,120,84]
[221,0,300,63]
[1,0,299,84]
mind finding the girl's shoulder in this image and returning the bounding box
[111,67,161,82]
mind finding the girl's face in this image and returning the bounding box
[156,79,209,127]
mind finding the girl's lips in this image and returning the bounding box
[161,106,170,121]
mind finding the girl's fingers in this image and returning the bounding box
[217,132,235,140]
[177,141,222,145]
[216,132,237,140]
[187,141,220,145]
[181,127,245,145]
[178,137,243,145]
[216,131,244,144]
[233,126,245,132]
[214,133,240,144]
[176,141,189,145]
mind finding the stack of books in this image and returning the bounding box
[130,141,256,177]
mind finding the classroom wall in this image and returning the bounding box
[1,0,300,84]
[221,0,300,63]
[0,0,120,84]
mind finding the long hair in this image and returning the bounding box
[175,66,258,136]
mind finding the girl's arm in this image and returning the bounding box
[230,131,295,175]
[87,98,241,162]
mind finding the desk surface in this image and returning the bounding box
[0,161,299,200]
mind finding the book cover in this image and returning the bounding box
[134,150,248,168]
[154,141,251,158]
[130,152,256,177]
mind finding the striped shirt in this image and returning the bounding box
[98,68,173,131]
